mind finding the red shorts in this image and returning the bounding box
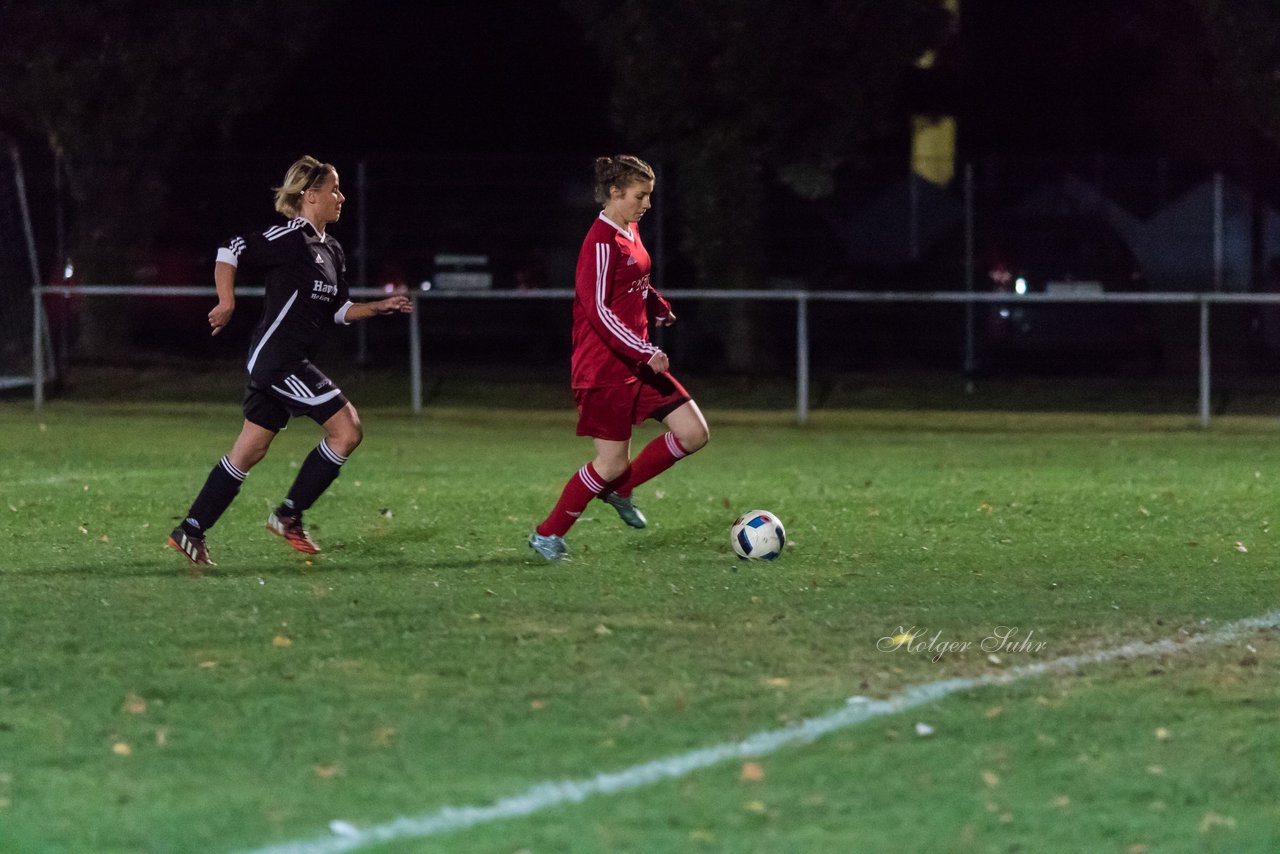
[575,372,691,441]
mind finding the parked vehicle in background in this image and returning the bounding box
[924,214,1163,374]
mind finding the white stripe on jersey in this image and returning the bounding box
[263,218,306,241]
[246,290,299,374]
[594,243,658,356]
[597,211,634,240]
[334,300,353,325]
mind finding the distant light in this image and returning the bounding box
[64,260,74,280]
[1014,277,1027,295]
[998,308,1011,319]
[419,280,432,291]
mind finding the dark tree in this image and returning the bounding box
[564,0,951,289]
[1191,0,1280,153]
[0,0,332,280]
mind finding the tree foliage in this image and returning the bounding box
[1190,0,1280,149]
[564,0,951,287]
[0,0,331,278]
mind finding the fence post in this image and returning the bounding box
[356,159,369,365]
[962,163,975,380]
[410,291,422,414]
[1212,173,1224,292]
[32,286,44,412]
[796,293,809,425]
[1199,297,1211,427]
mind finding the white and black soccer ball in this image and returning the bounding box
[731,510,786,560]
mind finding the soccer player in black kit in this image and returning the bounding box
[167,155,412,567]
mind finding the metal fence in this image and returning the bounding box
[31,285,1280,426]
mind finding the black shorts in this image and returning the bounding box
[243,362,349,432]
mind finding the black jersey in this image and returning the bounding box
[216,217,354,380]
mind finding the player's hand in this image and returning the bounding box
[376,295,413,314]
[647,350,669,374]
[209,302,234,336]
[653,309,677,327]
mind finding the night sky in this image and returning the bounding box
[224,3,617,160]
[213,1,1269,171]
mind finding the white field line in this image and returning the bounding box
[237,609,1280,854]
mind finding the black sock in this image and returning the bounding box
[181,456,247,537]
[278,441,346,516]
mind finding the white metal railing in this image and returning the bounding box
[32,285,1280,426]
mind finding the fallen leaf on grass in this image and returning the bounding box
[594,624,612,636]
[1154,727,1170,740]
[122,694,147,715]
[529,699,545,711]
[272,636,293,648]
[1199,812,1236,832]
[1235,542,1248,553]
[314,765,341,779]
[112,742,132,756]
[981,770,1000,787]
[739,762,765,782]
[197,661,218,669]
[763,677,789,688]
[744,800,766,814]
[155,728,169,746]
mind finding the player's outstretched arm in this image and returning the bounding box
[209,261,236,336]
[343,295,414,322]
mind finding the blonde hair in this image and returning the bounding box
[273,155,331,218]
[593,155,655,205]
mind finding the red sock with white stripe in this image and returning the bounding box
[612,432,690,498]
[537,463,610,538]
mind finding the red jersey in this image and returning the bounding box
[571,213,673,389]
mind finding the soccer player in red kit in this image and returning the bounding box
[529,155,710,560]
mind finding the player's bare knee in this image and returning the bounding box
[330,426,362,456]
[680,425,709,453]
[594,457,629,482]
[326,410,363,455]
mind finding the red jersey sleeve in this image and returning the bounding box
[646,287,673,325]
[577,238,660,364]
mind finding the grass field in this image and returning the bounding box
[3,379,1280,853]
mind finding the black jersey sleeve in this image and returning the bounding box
[216,219,307,271]
[331,240,355,325]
